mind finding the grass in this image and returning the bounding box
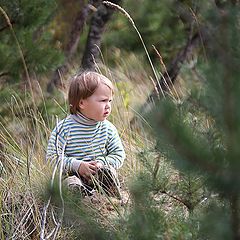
[0,63,209,239]
[0,21,209,235]
[0,4,214,239]
[0,58,158,238]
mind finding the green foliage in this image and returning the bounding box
[0,0,64,82]
[1,1,240,239]
[199,201,233,240]
[127,174,166,240]
[148,4,240,239]
[125,171,202,239]
[104,0,192,63]
[116,81,131,109]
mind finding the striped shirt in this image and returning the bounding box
[46,112,125,174]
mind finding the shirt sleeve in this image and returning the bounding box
[96,123,125,169]
[46,121,82,175]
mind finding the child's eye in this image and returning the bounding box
[100,99,112,103]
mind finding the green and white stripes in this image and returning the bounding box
[47,113,125,174]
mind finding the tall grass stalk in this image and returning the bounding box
[0,91,54,238]
[152,45,180,101]
[0,50,157,238]
[189,7,208,62]
[102,1,169,100]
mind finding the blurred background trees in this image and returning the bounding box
[0,0,210,92]
[0,0,64,83]
[148,3,240,239]
[0,0,240,239]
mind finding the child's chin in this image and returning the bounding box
[101,117,107,121]
[95,116,107,121]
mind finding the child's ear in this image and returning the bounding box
[79,99,85,109]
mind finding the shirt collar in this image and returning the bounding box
[70,112,99,126]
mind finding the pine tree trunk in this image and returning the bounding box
[130,28,209,126]
[65,0,98,59]
[47,0,98,92]
[150,29,207,101]
[81,0,122,70]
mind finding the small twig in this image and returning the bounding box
[152,156,160,182]
[159,190,192,211]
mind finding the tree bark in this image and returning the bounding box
[65,0,101,59]
[151,31,204,99]
[81,0,122,70]
[47,0,99,92]
[130,27,209,126]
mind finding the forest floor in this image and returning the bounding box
[80,176,131,222]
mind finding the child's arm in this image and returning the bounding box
[46,122,82,175]
[96,123,125,169]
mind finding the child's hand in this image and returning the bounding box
[93,161,103,169]
[78,161,98,180]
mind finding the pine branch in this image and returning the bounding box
[158,190,194,211]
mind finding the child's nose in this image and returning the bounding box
[106,102,111,109]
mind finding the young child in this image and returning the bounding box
[47,71,125,198]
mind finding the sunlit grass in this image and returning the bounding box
[0,58,156,238]
[0,5,203,238]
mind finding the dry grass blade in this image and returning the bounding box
[102,1,165,99]
[152,45,180,102]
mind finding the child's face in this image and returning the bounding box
[79,83,113,121]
